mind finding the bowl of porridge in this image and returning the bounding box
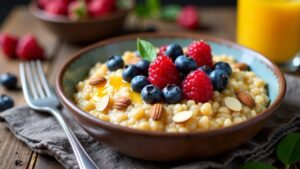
[56,32,285,161]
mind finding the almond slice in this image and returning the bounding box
[236,91,256,109]
[89,76,106,85]
[150,103,164,121]
[173,111,193,123]
[224,97,242,111]
[113,96,131,110]
[96,95,110,111]
[233,62,249,71]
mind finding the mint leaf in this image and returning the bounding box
[137,39,156,62]
[146,0,161,18]
[277,133,300,167]
[161,4,181,21]
[241,162,277,169]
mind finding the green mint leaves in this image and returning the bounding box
[137,39,156,62]
[277,133,300,168]
[241,133,300,169]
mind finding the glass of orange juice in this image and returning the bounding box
[237,0,300,71]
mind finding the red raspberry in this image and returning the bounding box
[16,34,45,60]
[186,40,213,67]
[182,70,213,103]
[148,55,180,89]
[45,1,68,16]
[0,33,18,58]
[157,45,167,57]
[88,0,116,17]
[177,5,199,30]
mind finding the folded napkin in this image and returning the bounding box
[1,74,300,169]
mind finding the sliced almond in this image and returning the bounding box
[89,76,106,85]
[233,62,249,71]
[113,96,131,110]
[224,97,242,112]
[150,103,164,121]
[96,95,110,111]
[173,111,193,123]
[236,91,256,109]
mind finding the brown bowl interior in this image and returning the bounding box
[56,32,286,161]
[29,1,131,43]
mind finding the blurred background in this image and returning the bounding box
[0,0,236,23]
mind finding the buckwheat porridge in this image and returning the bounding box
[73,40,269,133]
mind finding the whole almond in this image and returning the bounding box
[89,76,106,85]
[150,103,164,121]
[114,96,131,110]
[233,62,249,71]
[236,91,256,109]
[96,95,110,111]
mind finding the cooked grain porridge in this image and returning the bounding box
[73,50,269,133]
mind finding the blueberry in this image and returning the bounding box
[136,60,150,76]
[0,73,17,90]
[214,62,232,76]
[122,65,141,82]
[165,44,183,61]
[162,84,182,104]
[175,55,197,74]
[141,84,162,104]
[106,55,124,71]
[131,75,150,93]
[0,95,14,112]
[198,65,212,75]
[209,69,229,91]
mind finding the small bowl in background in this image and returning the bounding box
[29,0,133,43]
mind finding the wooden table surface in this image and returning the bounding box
[0,6,298,169]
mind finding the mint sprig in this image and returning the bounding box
[137,39,156,62]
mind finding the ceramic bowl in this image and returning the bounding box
[56,32,286,161]
[29,1,132,43]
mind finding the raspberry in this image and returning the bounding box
[45,1,68,16]
[157,45,167,57]
[177,5,199,30]
[182,70,213,103]
[0,33,18,58]
[16,34,45,60]
[88,0,116,17]
[148,55,180,89]
[186,40,213,67]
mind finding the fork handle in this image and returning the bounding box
[48,108,100,169]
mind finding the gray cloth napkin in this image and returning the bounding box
[1,74,300,169]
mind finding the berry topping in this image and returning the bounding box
[157,45,167,57]
[186,41,213,67]
[131,75,150,93]
[164,44,183,61]
[0,95,14,112]
[16,34,44,60]
[0,33,18,58]
[45,1,68,16]
[198,65,212,75]
[122,65,140,82]
[177,5,199,30]
[0,73,18,90]
[136,59,150,76]
[182,70,213,103]
[88,0,116,17]
[209,69,229,91]
[141,84,162,104]
[162,84,182,104]
[106,55,124,71]
[148,55,180,89]
[68,1,88,20]
[214,61,232,76]
[174,55,197,74]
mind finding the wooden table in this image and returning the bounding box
[0,6,298,169]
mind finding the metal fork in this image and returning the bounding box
[19,60,99,169]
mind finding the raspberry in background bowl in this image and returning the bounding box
[29,0,133,43]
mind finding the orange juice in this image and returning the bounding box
[237,0,300,63]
